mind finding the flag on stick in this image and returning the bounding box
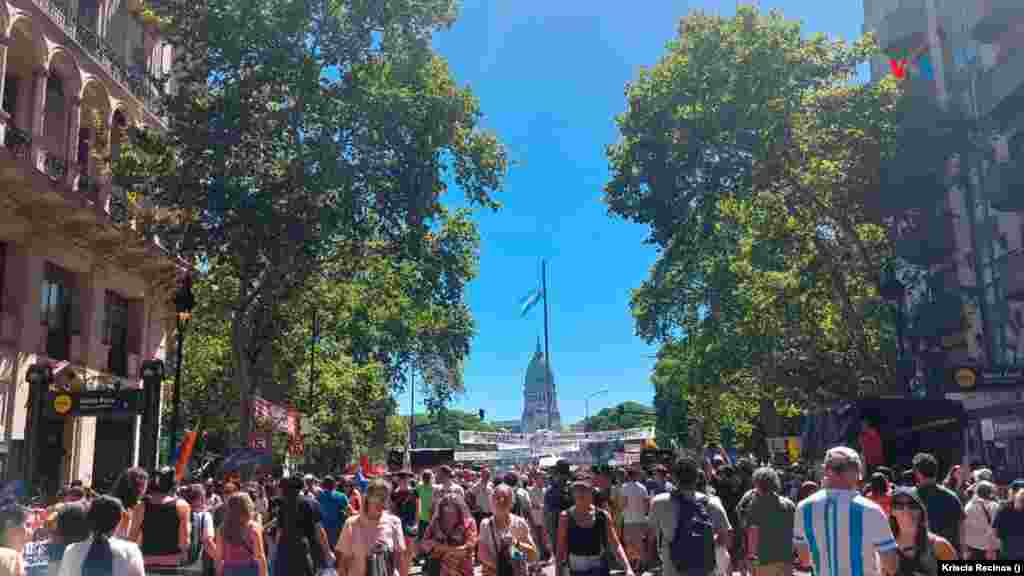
[519,288,543,317]
[174,431,199,482]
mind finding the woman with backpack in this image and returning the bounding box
[557,478,632,576]
[215,493,268,576]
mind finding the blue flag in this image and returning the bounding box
[519,288,543,317]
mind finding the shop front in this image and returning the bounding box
[948,366,1024,481]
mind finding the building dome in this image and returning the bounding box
[522,338,561,433]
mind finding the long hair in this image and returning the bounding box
[223,493,254,546]
[426,494,471,544]
[82,496,124,576]
[112,467,149,510]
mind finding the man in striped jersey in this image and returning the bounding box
[793,447,899,576]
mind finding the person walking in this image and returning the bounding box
[420,494,476,576]
[744,467,795,576]
[992,479,1024,560]
[216,492,269,576]
[58,495,145,576]
[479,484,537,576]
[793,447,898,576]
[963,481,998,561]
[911,453,965,558]
[557,478,632,576]
[335,478,409,576]
[889,487,957,575]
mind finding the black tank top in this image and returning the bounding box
[567,508,607,557]
[141,499,182,556]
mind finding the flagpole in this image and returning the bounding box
[542,259,553,430]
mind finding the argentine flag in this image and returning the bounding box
[519,287,543,317]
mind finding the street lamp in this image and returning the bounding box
[170,273,195,465]
[584,389,609,433]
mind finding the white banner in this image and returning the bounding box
[460,427,654,446]
[454,449,532,462]
[459,431,529,444]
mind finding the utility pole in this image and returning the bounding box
[542,259,553,430]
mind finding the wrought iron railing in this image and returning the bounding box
[31,0,166,118]
[108,187,130,225]
[44,153,67,181]
[4,125,32,158]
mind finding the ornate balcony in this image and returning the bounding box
[30,0,166,118]
[108,186,130,225]
[971,0,1024,45]
[985,159,1024,212]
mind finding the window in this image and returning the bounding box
[104,291,129,377]
[3,76,17,117]
[0,242,6,315]
[41,264,76,361]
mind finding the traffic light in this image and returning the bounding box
[479,409,485,421]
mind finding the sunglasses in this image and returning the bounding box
[891,500,921,511]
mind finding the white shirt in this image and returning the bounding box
[620,481,649,524]
[964,497,999,551]
[58,536,145,576]
[793,489,896,576]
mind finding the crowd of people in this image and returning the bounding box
[0,444,1020,576]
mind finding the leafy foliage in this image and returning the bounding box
[579,401,655,432]
[400,408,497,450]
[605,6,902,448]
[117,0,508,450]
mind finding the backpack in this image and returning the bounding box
[187,511,204,565]
[669,495,716,576]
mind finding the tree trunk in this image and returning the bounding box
[232,311,253,465]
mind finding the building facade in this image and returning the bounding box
[864,0,1024,479]
[0,0,178,494]
[521,339,561,433]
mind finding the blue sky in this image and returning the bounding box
[403,0,869,425]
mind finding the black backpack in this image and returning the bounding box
[669,495,716,576]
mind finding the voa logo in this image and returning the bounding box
[885,46,934,80]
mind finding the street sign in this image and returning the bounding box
[46,389,145,417]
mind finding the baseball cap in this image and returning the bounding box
[303,474,316,482]
[824,446,862,471]
[1010,479,1024,490]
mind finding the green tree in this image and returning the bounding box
[115,0,508,447]
[605,5,901,444]
[581,401,656,432]
[402,408,497,450]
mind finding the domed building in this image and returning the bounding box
[522,338,561,433]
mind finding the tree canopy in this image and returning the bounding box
[117,0,508,455]
[605,6,903,449]
[580,401,656,433]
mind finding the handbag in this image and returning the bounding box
[490,520,528,576]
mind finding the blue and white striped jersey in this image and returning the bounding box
[793,489,898,576]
